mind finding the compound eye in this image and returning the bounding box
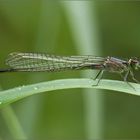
[135,62,140,70]
[129,58,139,70]
[132,60,140,70]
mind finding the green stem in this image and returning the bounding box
[1,106,27,139]
[0,78,139,107]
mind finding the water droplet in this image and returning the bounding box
[34,87,38,90]
[18,87,22,90]
[88,80,95,86]
[88,80,93,84]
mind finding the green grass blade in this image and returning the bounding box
[0,79,140,107]
[1,106,27,139]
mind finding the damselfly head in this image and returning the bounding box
[130,58,140,70]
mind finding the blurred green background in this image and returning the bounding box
[0,1,140,140]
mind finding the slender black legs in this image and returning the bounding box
[122,69,139,90]
[0,68,15,72]
[92,69,139,89]
[92,70,104,86]
[123,69,140,83]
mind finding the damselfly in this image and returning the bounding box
[0,52,140,85]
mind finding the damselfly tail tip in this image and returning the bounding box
[0,68,16,72]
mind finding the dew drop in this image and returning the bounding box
[18,87,22,91]
[34,87,38,90]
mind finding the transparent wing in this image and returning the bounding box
[5,52,106,72]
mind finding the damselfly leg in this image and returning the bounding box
[130,70,140,83]
[120,69,139,90]
[122,70,135,89]
[91,70,104,86]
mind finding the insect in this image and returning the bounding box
[0,52,140,86]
